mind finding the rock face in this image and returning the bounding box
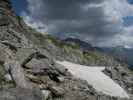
[4,60,32,89]
[0,0,132,100]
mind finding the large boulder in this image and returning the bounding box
[0,87,43,100]
[25,58,53,75]
[15,48,37,65]
[48,86,65,97]
[53,61,70,76]
[25,58,51,69]
[4,60,32,89]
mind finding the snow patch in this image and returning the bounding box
[56,61,129,99]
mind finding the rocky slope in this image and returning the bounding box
[62,38,133,70]
[0,0,132,100]
[98,46,133,69]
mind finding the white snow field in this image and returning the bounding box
[56,61,129,99]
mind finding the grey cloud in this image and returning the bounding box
[22,0,131,47]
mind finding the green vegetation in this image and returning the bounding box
[44,35,80,49]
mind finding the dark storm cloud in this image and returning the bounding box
[38,0,105,19]
[22,0,133,47]
[30,0,120,37]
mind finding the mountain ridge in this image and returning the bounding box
[62,37,133,69]
[0,0,132,100]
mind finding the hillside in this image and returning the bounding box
[61,38,133,70]
[100,46,133,69]
[20,24,133,99]
[0,0,132,100]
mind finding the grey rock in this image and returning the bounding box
[15,48,36,65]
[53,62,68,76]
[57,77,65,82]
[0,43,7,63]
[4,60,32,89]
[0,62,6,76]
[0,87,43,100]
[25,58,53,75]
[0,16,10,26]
[42,90,52,100]
[25,58,51,70]
[37,48,52,60]
[48,86,65,97]
[1,40,18,51]
[4,74,12,81]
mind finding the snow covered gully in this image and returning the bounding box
[56,61,129,99]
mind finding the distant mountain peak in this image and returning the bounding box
[63,37,93,50]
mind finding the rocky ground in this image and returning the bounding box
[0,0,132,100]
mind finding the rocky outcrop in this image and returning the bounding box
[4,60,32,89]
[0,87,43,100]
[0,0,132,100]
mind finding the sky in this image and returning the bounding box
[11,0,133,47]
